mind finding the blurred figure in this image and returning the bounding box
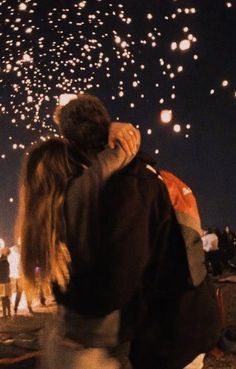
[34,266,50,307]
[0,243,11,318]
[218,226,236,270]
[202,228,222,276]
[8,244,33,315]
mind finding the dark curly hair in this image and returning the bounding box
[55,94,111,156]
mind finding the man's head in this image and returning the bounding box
[55,93,111,155]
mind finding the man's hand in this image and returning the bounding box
[108,122,141,156]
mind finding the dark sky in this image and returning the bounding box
[0,0,236,245]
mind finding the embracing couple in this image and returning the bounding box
[17,93,220,369]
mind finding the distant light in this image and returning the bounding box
[177,66,183,72]
[155,149,159,154]
[186,124,191,129]
[179,39,191,51]
[147,129,152,135]
[78,1,87,8]
[59,94,77,107]
[114,36,121,44]
[22,53,31,62]
[183,27,189,32]
[210,89,215,95]
[226,2,232,7]
[27,96,33,102]
[19,3,27,11]
[171,42,177,50]
[147,13,153,19]
[121,41,127,48]
[193,54,198,60]
[25,27,33,34]
[173,124,181,133]
[222,80,229,87]
[9,198,14,203]
[160,109,172,124]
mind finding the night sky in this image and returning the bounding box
[0,0,236,246]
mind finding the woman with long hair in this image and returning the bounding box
[17,128,139,294]
[16,138,73,295]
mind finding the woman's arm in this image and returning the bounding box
[98,122,140,180]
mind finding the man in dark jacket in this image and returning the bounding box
[54,93,220,369]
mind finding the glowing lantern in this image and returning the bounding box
[173,124,181,133]
[59,94,77,107]
[179,39,191,51]
[160,109,173,124]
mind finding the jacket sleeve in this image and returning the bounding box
[97,145,136,181]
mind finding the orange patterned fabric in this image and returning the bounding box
[160,170,201,230]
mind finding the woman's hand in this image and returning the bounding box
[108,122,141,157]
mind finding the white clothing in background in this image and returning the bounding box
[8,245,21,279]
[202,233,219,252]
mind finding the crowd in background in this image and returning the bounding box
[0,241,49,318]
[202,225,236,277]
[0,224,235,319]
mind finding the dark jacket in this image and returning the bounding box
[54,150,220,368]
[54,151,169,314]
[0,257,10,284]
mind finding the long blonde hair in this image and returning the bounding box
[16,138,73,294]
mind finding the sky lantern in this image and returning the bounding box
[59,94,77,107]
[179,39,191,51]
[160,109,173,124]
[173,124,181,133]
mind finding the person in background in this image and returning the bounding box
[0,242,11,318]
[202,228,222,276]
[8,244,33,315]
[221,226,236,269]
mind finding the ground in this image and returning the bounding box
[0,281,236,369]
